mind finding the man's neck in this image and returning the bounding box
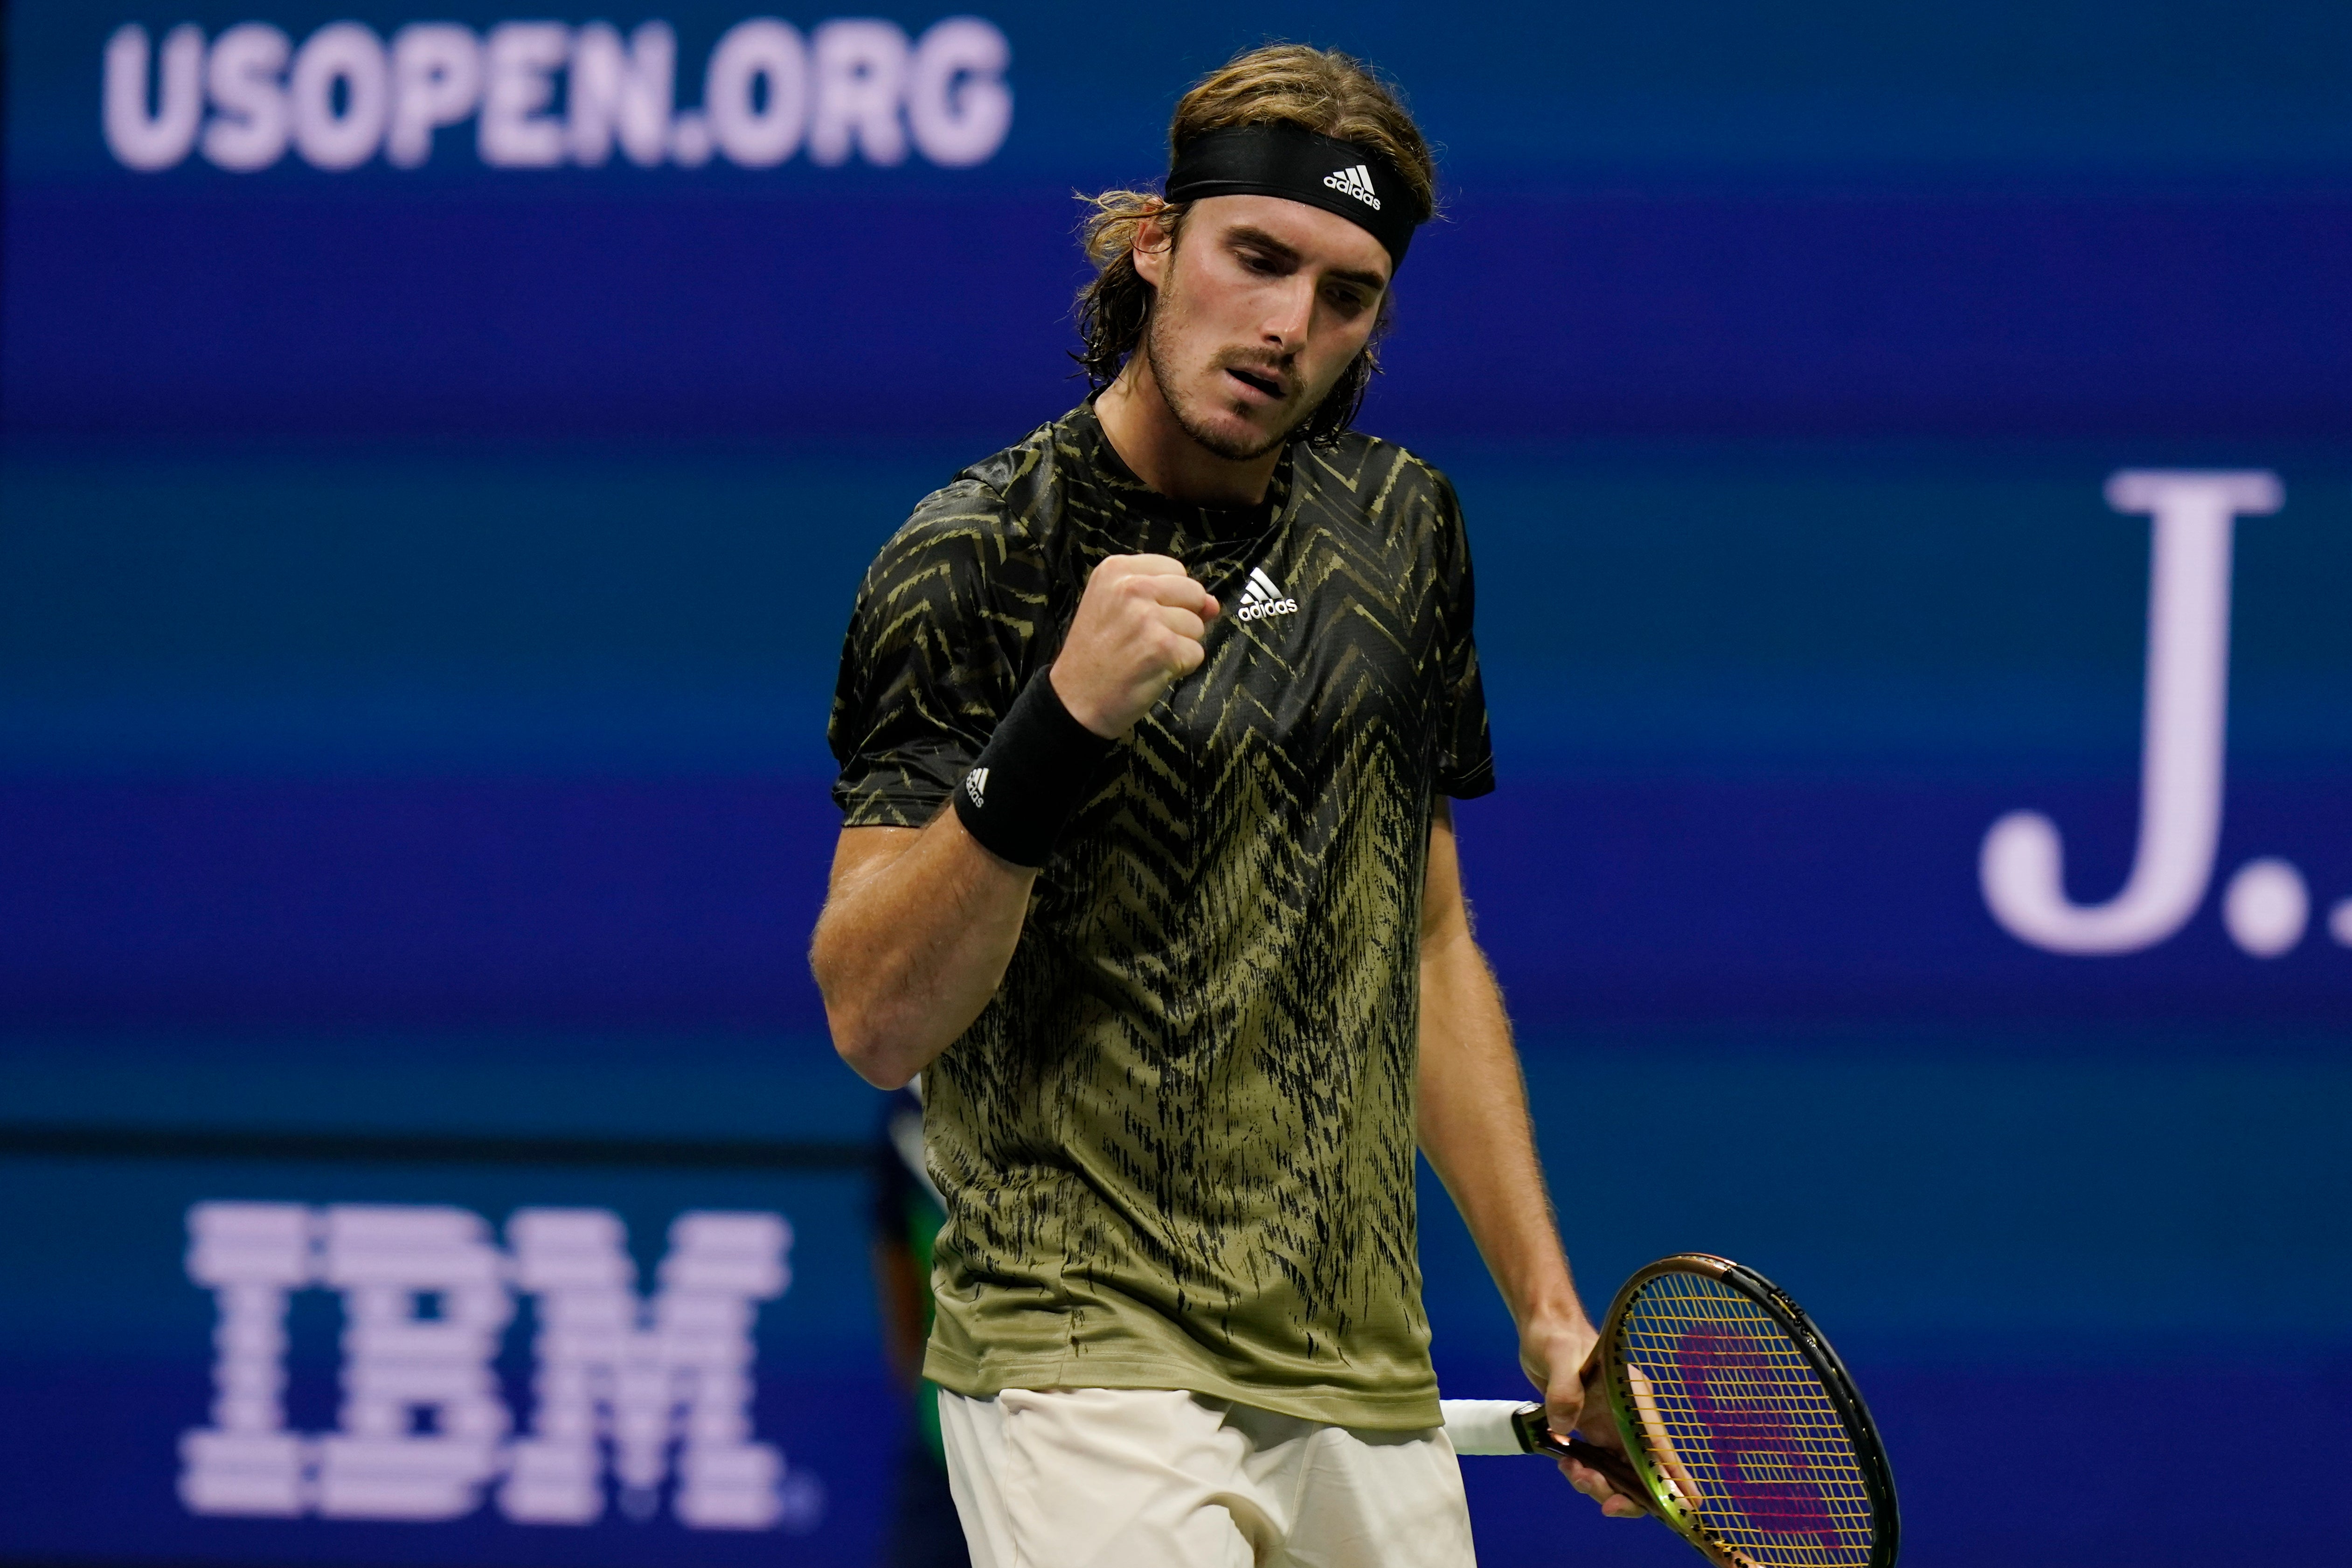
[1094,355,1285,508]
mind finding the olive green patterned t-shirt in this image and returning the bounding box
[827,402,1492,1431]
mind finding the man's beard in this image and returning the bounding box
[1142,306,1308,464]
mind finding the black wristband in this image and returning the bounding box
[953,672,1116,868]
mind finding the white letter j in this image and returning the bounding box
[1980,470,2282,955]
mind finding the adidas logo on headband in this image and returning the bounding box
[1165,124,1420,264]
[1321,164,1382,210]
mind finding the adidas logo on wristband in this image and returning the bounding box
[953,674,1114,869]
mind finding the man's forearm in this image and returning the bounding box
[1416,926,1591,1336]
[816,553,1221,1089]
[811,814,1037,1089]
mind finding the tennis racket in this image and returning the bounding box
[1442,1253,1899,1568]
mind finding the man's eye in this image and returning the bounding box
[1239,251,1281,274]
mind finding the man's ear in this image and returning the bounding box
[1132,205,1173,288]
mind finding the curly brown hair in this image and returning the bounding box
[1074,45,1437,444]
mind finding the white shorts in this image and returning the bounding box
[937,1386,1478,1568]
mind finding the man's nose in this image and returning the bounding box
[1262,276,1316,346]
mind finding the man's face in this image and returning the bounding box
[1133,194,1392,461]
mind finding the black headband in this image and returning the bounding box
[1165,122,1424,268]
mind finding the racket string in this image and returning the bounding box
[1618,1271,1877,1568]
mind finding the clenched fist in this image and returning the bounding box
[1050,554,1221,739]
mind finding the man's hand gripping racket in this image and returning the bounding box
[1443,1254,1901,1568]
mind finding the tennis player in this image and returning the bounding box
[812,44,1637,1566]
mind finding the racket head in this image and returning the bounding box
[1592,1254,1899,1568]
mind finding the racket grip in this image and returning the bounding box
[1510,1407,1652,1511]
[1558,1437,1650,1505]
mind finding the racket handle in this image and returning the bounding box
[1558,1437,1650,1506]
[1508,1406,1653,1511]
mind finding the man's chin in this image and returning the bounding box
[1180,402,1295,463]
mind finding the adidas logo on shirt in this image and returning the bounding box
[964,766,989,808]
[1236,567,1300,623]
[1321,164,1382,210]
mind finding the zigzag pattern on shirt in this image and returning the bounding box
[828,405,1490,1425]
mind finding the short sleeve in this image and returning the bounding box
[827,481,1042,826]
[1428,473,1496,800]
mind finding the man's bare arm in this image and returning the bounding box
[811,818,1037,1089]
[1417,799,1642,1518]
[812,552,1220,1090]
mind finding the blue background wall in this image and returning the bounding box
[4,3,2349,1564]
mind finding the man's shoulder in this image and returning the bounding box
[877,409,1086,565]
[1295,428,1461,520]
